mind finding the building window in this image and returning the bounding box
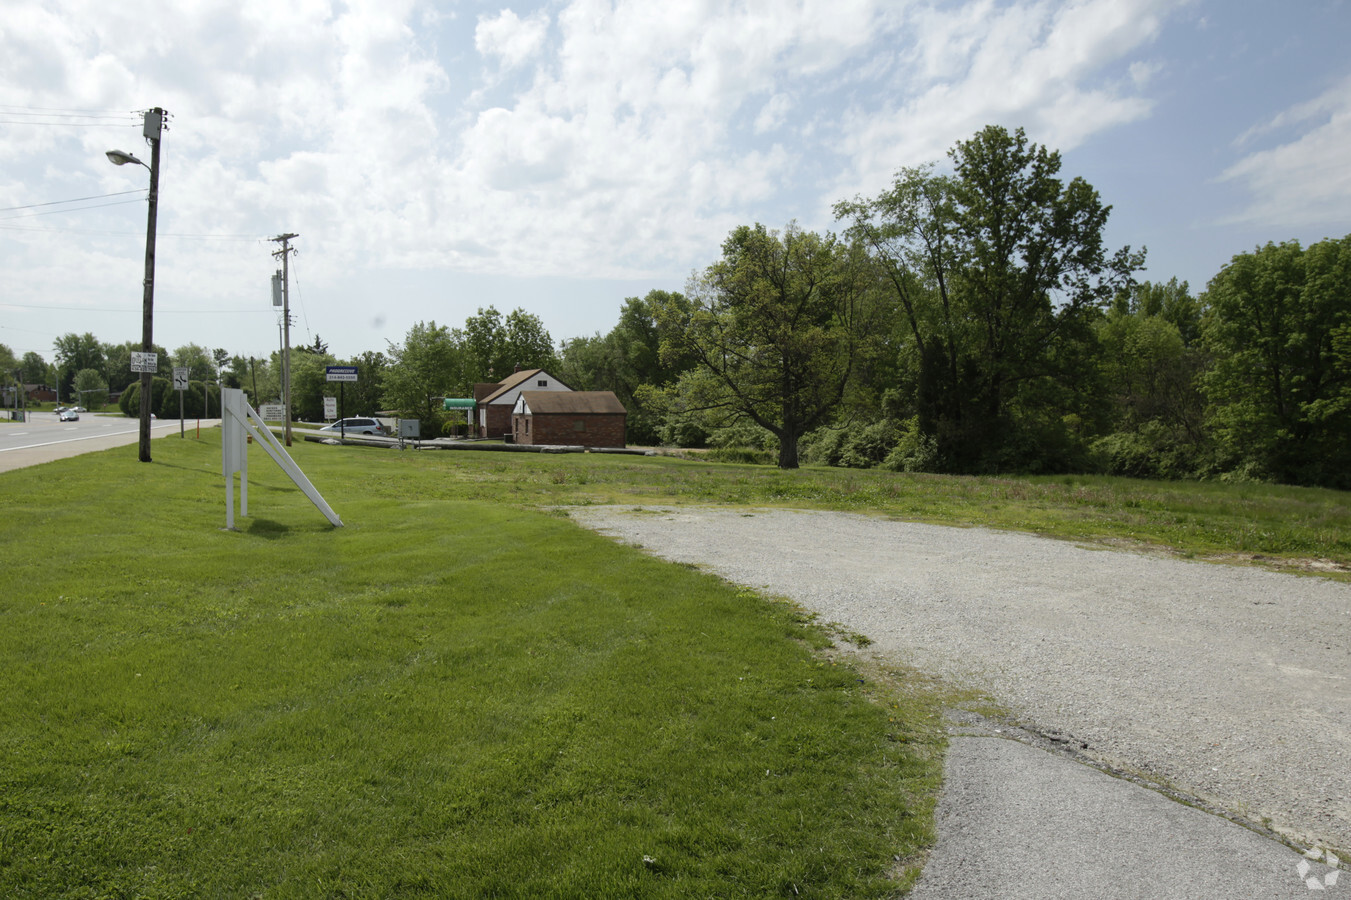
[537,379,547,387]
[573,419,586,432]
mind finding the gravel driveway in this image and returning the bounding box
[568,506,1351,853]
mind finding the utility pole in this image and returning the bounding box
[106,107,166,462]
[271,233,298,446]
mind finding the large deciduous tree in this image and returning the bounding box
[654,223,875,468]
[462,306,557,388]
[72,368,109,408]
[1200,235,1351,487]
[383,321,462,426]
[836,125,1142,472]
[53,333,105,404]
[172,344,216,383]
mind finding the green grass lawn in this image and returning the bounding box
[4,432,1347,898]
[0,434,944,898]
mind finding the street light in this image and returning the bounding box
[106,107,164,463]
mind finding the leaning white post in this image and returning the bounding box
[221,387,342,528]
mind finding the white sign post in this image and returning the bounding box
[130,352,158,374]
[221,387,342,529]
[323,396,337,420]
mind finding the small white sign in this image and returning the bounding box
[130,351,158,374]
[323,396,337,419]
[260,404,285,421]
[173,367,189,390]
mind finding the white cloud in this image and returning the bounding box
[0,0,1214,358]
[475,8,550,69]
[754,93,793,134]
[833,0,1170,201]
[1219,75,1351,228]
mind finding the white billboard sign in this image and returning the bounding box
[130,352,158,374]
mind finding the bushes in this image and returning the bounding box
[119,379,220,419]
[801,420,904,469]
[1089,422,1209,481]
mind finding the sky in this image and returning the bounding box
[2,0,1349,368]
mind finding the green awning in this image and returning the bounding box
[443,398,476,409]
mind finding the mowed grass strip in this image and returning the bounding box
[0,435,941,898]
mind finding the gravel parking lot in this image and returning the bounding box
[569,506,1351,853]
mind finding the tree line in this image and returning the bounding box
[2,305,559,434]
[6,124,1346,488]
[557,126,1351,489]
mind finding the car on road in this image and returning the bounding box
[59,409,79,421]
[319,417,385,436]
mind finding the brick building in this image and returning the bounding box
[511,391,627,448]
[473,369,571,438]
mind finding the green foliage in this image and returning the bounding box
[288,350,338,422]
[1089,422,1206,480]
[153,379,219,419]
[880,418,939,473]
[119,377,172,418]
[383,320,461,429]
[171,343,216,383]
[52,332,106,402]
[339,350,387,417]
[655,223,877,468]
[704,446,776,465]
[706,419,776,450]
[1200,236,1351,488]
[71,367,108,408]
[837,125,1142,473]
[463,306,558,388]
[801,420,903,469]
[19,351,51,389]
[558,291,694,445]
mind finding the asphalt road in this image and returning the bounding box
[0,411,205,472]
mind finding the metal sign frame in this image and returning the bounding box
[222,387,342,529]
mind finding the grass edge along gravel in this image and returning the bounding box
[0,433,948,899]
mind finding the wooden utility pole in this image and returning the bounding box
[271,233,298,446]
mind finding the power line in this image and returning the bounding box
[0,221,267,240]
[0,106,142,127]
[2,303,276,314]
[0,190,145,213]
[0,120,140,127]
[0,198,146,221]
[0,105,139,116]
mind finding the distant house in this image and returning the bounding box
[25,384,56,404]
[511,391,627,448]
[473,368,572,438]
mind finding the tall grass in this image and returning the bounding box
[391,449,1351,571]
